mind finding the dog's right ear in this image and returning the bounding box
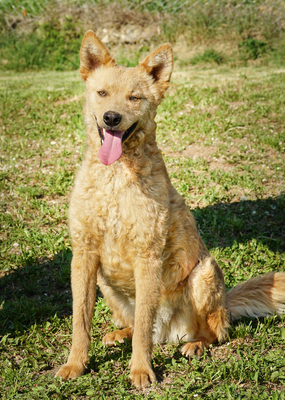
[79,30,115,80]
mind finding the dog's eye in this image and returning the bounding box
[129,96,140,101]
[98,91,107,97]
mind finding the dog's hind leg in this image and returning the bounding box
[103,327,133,345]
[56,250,99,379]
[181,256,229,359]
[97,273,135,346]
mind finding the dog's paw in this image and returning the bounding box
[103,328,132,346]
[181,341,205,360]
[55,362,85,380]
[130,367,156,389]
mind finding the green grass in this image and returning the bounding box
[0,62,285,398]
[190,49,226,66]
[239,38,269,61]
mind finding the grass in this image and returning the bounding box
[0,60,285,398]
[189,49,225,66]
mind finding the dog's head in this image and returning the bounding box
[79,30,173,165]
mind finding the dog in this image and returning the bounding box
[56,30,285,389]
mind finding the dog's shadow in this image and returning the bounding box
[0,195,284,341]
[0,248,73,336]
[192,194,285,254]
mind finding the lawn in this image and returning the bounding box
[0,60,285,398]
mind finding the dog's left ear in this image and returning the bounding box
[140,43,173,96]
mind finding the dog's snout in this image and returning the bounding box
[103,111,122,128]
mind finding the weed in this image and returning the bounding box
[239,37,268,60]
[190,49,225,65]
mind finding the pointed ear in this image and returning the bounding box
[79,30,115,80]
[140,43,173,95]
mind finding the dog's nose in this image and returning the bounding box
[103,111,122,128]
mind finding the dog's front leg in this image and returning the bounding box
[129,258,161,389]
[56,250,99,380]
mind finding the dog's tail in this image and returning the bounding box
[226,272,285,321]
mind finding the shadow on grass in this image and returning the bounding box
[0,249,73,336]
[193,193,285,253]
[0,193,284,338]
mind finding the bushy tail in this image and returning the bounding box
[226,272,285,321]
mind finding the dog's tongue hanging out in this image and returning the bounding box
[98,130,124,165]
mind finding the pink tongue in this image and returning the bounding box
[98,130,124,165]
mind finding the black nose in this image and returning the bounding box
[103,111,122,128]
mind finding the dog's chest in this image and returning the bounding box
[70,159,169,292]
[99,179,167,270]
[75,163,166,251]
[95,188,161,296]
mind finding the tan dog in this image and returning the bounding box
[56,31,285,389]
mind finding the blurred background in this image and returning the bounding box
[1,0,285,71]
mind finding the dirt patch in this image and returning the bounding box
[183,143,235,171]
[54,95,84,106]
[209,159,234,172]
[182,143,218,159]
[160,143,219,160]
[162,143,235,172]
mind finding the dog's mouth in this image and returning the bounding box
[96,121,138,165]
